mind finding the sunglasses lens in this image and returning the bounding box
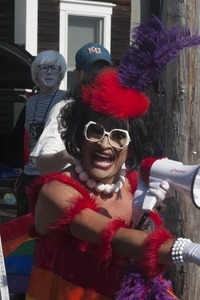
[86,123,104,141]
[110,130,128,148]
[84,122,130,149]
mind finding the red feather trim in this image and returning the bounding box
[126,170,138,194]
[149,210,163,227]
[27,172,92,213]
[53,195,98,230]
[26,172,98,231]
[135,227,173,278]
[140,157,161,184]
[82,68,150,119]
[97,219,129,264]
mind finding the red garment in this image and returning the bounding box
[25,171,138,300]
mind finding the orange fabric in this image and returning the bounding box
[26,265,111,300]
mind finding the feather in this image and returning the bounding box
[118,15,200,90]
[82,68,150,119]
[115,265,178,299]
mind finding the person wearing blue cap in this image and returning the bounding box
[30,42,112,175]
[75,42,112,72]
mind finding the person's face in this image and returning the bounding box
[74,69,87,83]
[81,121,130,184]
[38,64,61,91]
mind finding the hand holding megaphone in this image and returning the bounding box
[149,180,173,201]
[140,178,175,211]
[140,157,200,211]
[132,175,174,227]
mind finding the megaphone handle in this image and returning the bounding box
[142,190,157,211]
[134,212,149,229]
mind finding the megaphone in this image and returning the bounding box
[140,158,200,211]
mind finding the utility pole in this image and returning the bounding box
[161,1,200,299]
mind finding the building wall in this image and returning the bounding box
[38,0,59,52]
[0,0,131,63]
[103,0,131,63]
[37,0,131,62]
[0,0,14,41]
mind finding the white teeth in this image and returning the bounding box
[94,152,112,159]
[99,156,110,159]
[94,161,111,168]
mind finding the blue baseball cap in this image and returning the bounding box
[75,42,112,71]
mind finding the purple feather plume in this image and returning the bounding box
[118,15,200,90]
[115,265,179,300]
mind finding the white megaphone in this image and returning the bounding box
[141,158,200,211]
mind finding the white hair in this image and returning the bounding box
[31,50,67,86]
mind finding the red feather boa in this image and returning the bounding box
[97,219,130,264]
[140,157,161,184]
[135,211,173,278]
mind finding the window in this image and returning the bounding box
[59,0,115,90]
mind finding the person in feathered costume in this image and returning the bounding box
[2,15,200,300]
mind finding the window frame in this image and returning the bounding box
[59,0,115,90]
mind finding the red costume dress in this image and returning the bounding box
[0,170,177,299]
[1,171,137,300]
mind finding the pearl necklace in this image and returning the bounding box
[74,159,126,194]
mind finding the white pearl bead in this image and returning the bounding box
[87,178,96,189]
[118,181,123,189]
[120,169,126,176]
[74,158,81,165]
[79,171,89,181]
[75,164,84,174]
[113,183,120,193]
[74,160,126,194]
[119,175,126,184]
[95,183,105,192]
[104,184,113,194]
[171,238,191,265]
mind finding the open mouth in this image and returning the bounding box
[92,151,115,170]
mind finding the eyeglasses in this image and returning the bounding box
[39,65,61,74]
[84,121,131,149]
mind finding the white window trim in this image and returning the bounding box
[15,0,38,56]
[59,0,115,90]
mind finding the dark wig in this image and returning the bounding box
[59,86,149,169]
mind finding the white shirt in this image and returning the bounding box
[30,99,73,161]
[24,90,66,175]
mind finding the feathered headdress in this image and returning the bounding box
[82,15,200,119]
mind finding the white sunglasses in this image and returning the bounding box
[83,121,131,149]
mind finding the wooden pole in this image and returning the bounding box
[162,1,200,299]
